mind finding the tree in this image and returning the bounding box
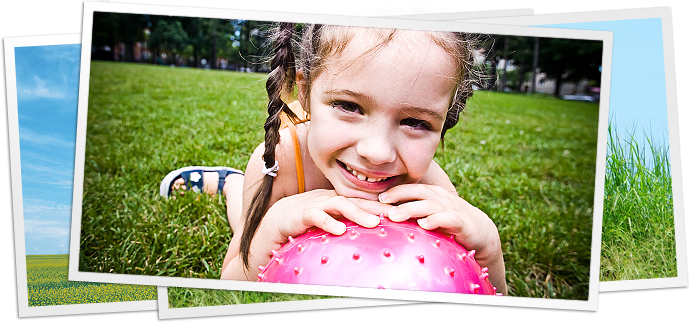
[91,13,147,62]
[536,38,603,95]
[182,17,208,67]
[148,19,188,65]
[91,12,119,61]
[235,20,272,72]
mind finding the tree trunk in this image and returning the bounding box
[518,69,526,93]
[499,37,509,91]
[212,33,218,69]
[531,37,539,94]
[553,76,561,96]
[488,59,498,91]
[128,42,135,62]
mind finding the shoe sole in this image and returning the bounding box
[159,166,244,198]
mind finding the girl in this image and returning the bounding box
[163,23,507,294]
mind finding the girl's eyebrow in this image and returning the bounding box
[402,106,444,123]
[324,89,374,103]
[325,89,444,122]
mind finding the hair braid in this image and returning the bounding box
[240,22,297,269]
[238,25,479,272]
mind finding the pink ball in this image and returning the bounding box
[257,217,498,295]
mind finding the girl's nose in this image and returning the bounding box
[356,126,397,165]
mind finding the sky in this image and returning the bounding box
[673,16,680,107]
[12,18,65,36]
[15,44,80,255]
[540,18,670,154]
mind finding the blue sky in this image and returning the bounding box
[15,44,80,255]
[12,18,65,36]
[540,18,669,151]
[673,16,680,106]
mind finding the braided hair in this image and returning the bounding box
[239,22,298,268]
[239,23,477,270]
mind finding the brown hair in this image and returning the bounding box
[239,23,477,269]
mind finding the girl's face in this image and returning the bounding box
[301,33,459,201]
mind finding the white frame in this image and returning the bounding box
[70,1,610,311]
[5,34,158,317]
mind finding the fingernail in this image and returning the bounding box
[417,218,427,227]
[336,222,346,235]
[378,192,387,203]
[388,206,398,219]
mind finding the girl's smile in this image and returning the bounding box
[337,159,400,191]
[300,31,459,200]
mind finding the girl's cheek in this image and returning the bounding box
[404,141,438,175]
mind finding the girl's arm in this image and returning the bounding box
[221,141,276,280]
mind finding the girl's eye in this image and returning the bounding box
[401,118,432,130]
[332,101,362,114]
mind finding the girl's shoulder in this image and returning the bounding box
[244,124,305,201]
[420,160,457,194]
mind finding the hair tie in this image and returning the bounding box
[262,161,279,177]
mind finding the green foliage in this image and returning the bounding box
[148,19,189,61]
[91,13,271,70]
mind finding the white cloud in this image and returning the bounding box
[19,128,75,148]
[22,198,72,219]
[18,75,66,100]
[24,219,71,239]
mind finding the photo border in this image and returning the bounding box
[127,0,371,11]
[7,7,65,36]
[5,33,158,318]
[70,1,610,311]
[460,6,688,293]
[156,8,540,320]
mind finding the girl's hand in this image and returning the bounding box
[378,184,507,294]
[244,189,392,280]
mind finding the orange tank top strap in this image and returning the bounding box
[280,100,308,194]
[285,121,305,194]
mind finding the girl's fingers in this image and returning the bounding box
[319,196,381,228]
[415,211,465,234]
[379,184,449,204]
[300,196,382,236]
[387,199,443,222]
[348,198,394,218]
[301,208,347,235]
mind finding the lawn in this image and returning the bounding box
[80,61,599,304]
[26,254,157,306]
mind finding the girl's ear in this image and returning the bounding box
[296,69,308,112]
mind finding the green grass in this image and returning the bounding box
[436,92,598,299]
[80,61,599,305]
[26,254,156,306]
[167,287,334,308]
[82,61,320,304]
[600,123,676,280]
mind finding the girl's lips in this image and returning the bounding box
[337,160,398,191]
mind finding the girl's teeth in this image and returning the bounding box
[344,163,387,182]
